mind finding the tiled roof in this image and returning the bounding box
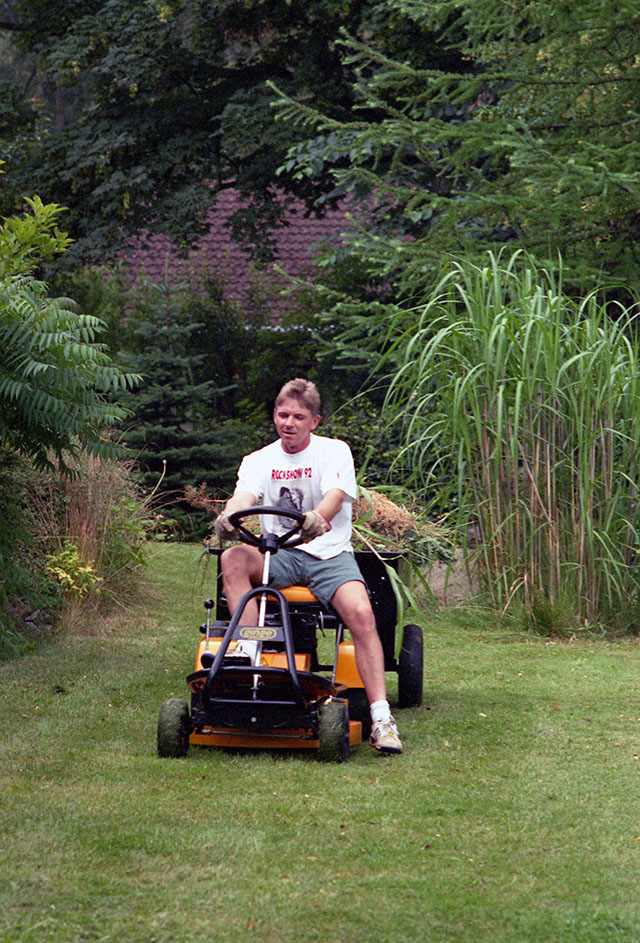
[124,189,350,313]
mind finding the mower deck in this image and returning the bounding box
[190,719,362,750]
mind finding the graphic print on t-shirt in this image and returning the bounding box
[273,480,312,529]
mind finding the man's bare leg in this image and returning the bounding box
[220,545,264,626]
[331,579,402,753]
[330,580,387,704]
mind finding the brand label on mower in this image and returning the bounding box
[238,626,278,641]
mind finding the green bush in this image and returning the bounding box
[321,399,404,486]
[0,450,156,657]
[0,453,61,657]
[32,453,154,608]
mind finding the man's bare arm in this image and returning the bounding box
[315,488,346,523]
[224,490,258,515]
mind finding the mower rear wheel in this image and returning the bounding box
[317,698,350,763]
[398,623,424,708]
[157,698,190,758]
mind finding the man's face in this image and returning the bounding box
[273,397,320,454]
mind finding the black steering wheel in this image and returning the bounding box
[228,506,306,550]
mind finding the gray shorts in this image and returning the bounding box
[267,549,365,608]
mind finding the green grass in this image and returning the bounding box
[2,543,640,942]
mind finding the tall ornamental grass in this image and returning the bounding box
[386,251,640,632]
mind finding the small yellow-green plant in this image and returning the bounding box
[46,541,102,598]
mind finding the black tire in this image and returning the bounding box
[344,687,371,741]
[317,699,350,762]
[397,623,424,708]
[157,698,190,758]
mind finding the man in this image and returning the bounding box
[215,378,403,754]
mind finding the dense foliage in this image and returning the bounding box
[0,0,430,266]
[0,194,140,471]
[3,0,638,294]
[0,188,148,653]
[3,1,640,638]
[114,272,265,537]
[276,0,640,297]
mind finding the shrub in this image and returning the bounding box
[0,452,61,656]
[46,541,102,598]
[32,453,154,610]
[0,450,156,656]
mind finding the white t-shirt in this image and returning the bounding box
[235,434,357,559]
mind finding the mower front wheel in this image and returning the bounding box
[157,698,191,758]
[317,698,350,763]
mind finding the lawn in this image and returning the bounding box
[1,543,640,943]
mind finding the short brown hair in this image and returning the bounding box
[275,378,321,416]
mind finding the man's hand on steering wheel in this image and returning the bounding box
[301,510,332,543]
[215,510,241,543]
[216,505,329,547]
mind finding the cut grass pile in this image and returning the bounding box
[1,543,640,943]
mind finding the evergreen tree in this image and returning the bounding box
[276,0,640,295]
[115,273,243,535]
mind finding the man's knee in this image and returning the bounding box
[348,602,377,639]
[332,582,377,637]
[221,545,257,582]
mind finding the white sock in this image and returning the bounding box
[236,640,258,663]
[369,699,391,725]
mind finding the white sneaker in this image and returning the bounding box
[369,716,403,754]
